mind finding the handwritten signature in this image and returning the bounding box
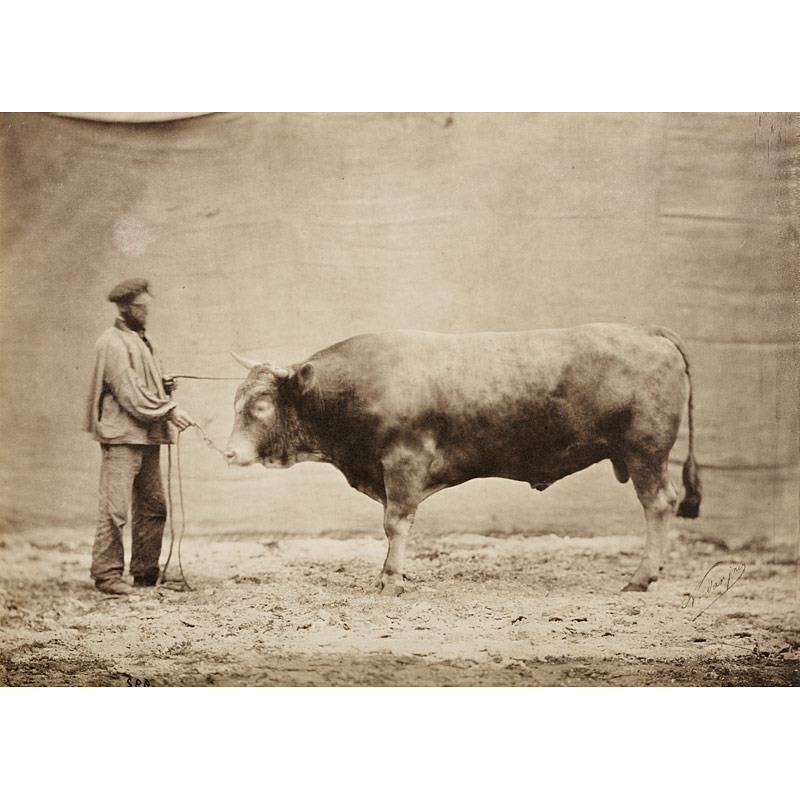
[681,561,746,621]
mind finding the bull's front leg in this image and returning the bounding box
[378,502,416,596]
[378,446,428,596]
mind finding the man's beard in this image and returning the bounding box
[120,309,146,332]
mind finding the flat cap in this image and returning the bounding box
[107,278,149,304]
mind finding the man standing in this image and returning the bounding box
[84,278,195,595]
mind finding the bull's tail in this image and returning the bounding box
[648,326,702,518]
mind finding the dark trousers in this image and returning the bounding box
[91,444,166,581]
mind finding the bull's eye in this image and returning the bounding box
[250,398,275,421]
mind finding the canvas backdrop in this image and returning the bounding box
[1,112,796,542]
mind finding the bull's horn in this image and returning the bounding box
[267,365,290,379]
[230,351,261,370]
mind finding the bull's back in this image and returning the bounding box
[322,325,678,418]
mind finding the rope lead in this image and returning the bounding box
[158,429,194,591]
[157,369,235,591]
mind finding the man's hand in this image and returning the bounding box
[168,407,196,431]
[162,374,177,395]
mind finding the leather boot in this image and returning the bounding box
[95,576,133,595]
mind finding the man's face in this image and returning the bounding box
[120,291,151,330]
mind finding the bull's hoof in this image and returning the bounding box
[622,581,648,592]
[379,583,405,597]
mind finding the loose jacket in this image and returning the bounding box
[83,319,176,445]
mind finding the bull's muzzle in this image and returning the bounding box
[223,444,255,467]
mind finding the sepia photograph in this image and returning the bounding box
[1,110,796,689]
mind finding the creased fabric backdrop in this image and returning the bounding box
[1,113,796,538]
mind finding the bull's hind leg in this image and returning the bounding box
[378,446,429,596]
[623,457,678,592]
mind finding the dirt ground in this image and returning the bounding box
[1,514,798,686]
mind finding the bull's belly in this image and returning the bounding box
[431,440,612,491]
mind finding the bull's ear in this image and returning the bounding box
[294,362,316,395]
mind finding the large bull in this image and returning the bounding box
[225,324,701,595]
